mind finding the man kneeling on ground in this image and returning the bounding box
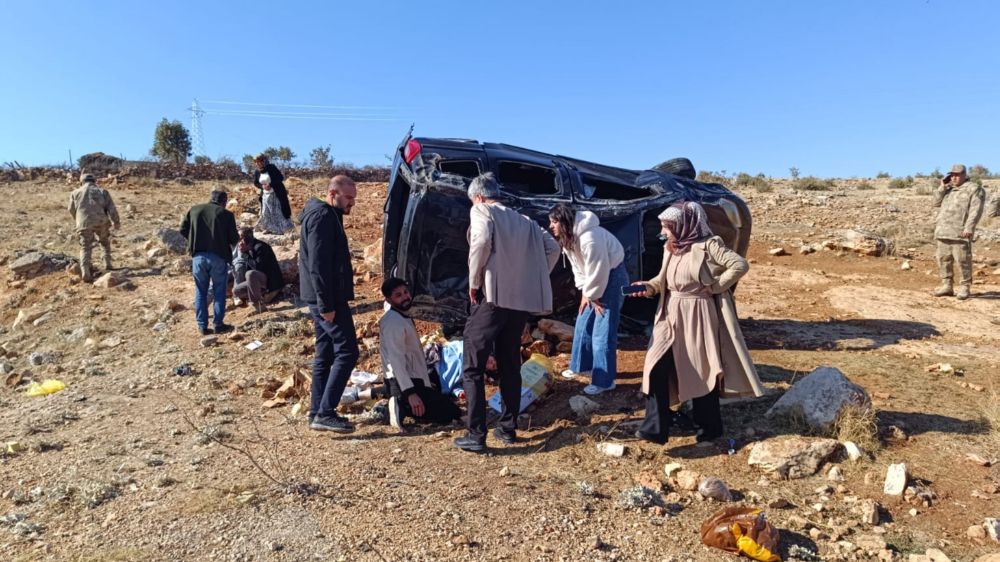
[232,227,285,313]
[379,277,461,431]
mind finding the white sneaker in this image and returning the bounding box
[388,396,405,431]
[583,383,616,396]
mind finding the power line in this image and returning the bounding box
[202,111,401,122]
[203,109,399,118]
[201,99,406,111]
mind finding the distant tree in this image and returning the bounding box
[876,171,891,179]
[150,118,192,164]
[274,146,295,164]
[241,154,256,173]
[309,145,334,171]
[216,156,239,168]
[789,166,800,180]
[929,167,943,179]
[193,155,212,165]
[970,164,991,179]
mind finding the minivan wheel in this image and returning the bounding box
[654,157,697,179]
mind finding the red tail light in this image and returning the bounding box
[403,139,422,165]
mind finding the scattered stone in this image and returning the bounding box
[766,366,871,432]
[12,307,51,329]
[147,247,166,259]
[747,437,841,479]
[99,336,122,349]
[498,466,511,477]
[860,499,882,525]
[828,465,845,482]
[28,351,59,366]
[901,260,911,270]
[799,245,817,255]
[909,508,919,517]
[768,499,792,509]
[155,227,187,253]
[843,441,864,462]
[883,464,908,496]
[575,481,597,497]
[635,470,662,491]
[973,555,1000,562]
[93,271,129,289]
[674,470,701,491]
[569,396,601,419]
[967,453,996,467]
[200,335,218,348]
[663,463,683,478]
[855,534,887,552]
[9,251,72,279]
[968,524,987,540]
[596,442,625,457]
[924,548,952,562]
[769,247,788,256]
[824,229,895,257]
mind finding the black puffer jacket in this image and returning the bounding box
[253,163,292,219]
[298,198,354,313]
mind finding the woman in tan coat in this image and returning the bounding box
[628,202,764,445]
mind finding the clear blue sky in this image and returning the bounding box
[2,0,998,177]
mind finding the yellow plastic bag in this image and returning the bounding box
[25,379,66,397]
[701,506,781,562]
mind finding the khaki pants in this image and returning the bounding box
[79,224,112,278]
[936,239,972,285]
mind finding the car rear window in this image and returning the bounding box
[497,161,559,196]
[438,160,480,179]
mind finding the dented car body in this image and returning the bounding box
[382,134,752,325]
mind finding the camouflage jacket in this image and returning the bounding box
[933,181,985,240]
[69,182,120,231]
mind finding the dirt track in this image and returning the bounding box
[0,176,998,561]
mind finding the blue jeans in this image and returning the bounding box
[570,263,628,389]
[309,303,359,418]
[192,252,229,329]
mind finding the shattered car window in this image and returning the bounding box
[498,161,559,196]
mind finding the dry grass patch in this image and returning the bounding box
[836,405,881,453]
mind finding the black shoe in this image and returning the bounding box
[696,429,723,443]
[214,323,235,334]
[453,434,486,452]
[634,429,668,445]
[493,427,516,445]
[199,327,214,336]
[310,415,355,433]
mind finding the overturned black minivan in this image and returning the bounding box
[382,132,752,326]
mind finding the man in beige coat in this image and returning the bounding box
[454,173,560,452]
[932,164,985,300]
[69,173,120,282]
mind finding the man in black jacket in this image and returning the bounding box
[180,190,239,335]
[253,154,292,220]
[232,227,285,313]
[299,175,358,433]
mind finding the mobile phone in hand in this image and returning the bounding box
[622,284,646,296]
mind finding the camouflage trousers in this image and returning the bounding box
[79,224,112,280]
[936,239,972,285]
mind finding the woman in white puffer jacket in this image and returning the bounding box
[548,204,628,395]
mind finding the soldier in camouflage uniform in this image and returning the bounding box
[68,173,121,282]
[932,164,985,300]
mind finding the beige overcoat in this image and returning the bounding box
[640,236,765,402]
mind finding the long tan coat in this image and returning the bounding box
[640,236,765,402]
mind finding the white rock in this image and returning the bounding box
[766,366,871,432]
[11,308,50,329]
[747,437,841,479]
[827,465,845,481]
[93,271,128,289]
[569,396,601,418]
[883,463,908,496]
[843,441,863,462]
[769,247,789,256]
[901,260,911,270]
[147,248,166,259]
[663,463,683,478]
[596,443,624,457]
[925,548,951,562]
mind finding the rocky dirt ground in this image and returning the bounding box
[0,175,998,562]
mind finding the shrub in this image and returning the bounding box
[876,171,891,179]
[888,176,914,189]
[733,172,771,191]
[696,170,729,184]
[789,166,800,180]
[970,164,991,179]
[792,176,835,191]
[857,180,875,191]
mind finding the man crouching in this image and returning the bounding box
[379,278,461,431]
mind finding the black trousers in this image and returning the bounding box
[639,351,722,442]
[309,302,359,418]
[386,377,461,425]
[461,301,529,440]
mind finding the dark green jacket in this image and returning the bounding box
[180,203,239,262]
